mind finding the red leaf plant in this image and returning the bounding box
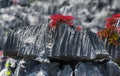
[97,14,120,46]
[49,14,74,28]
[49,14,82,31]
[75,26,82,31]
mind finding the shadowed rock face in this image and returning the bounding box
[47,23,109,61]
[4,23,109,62]
[13,60,73,76]
[3,23,120,76]
[2,19,120,76]
[4,25,49,62]
[75,61,120,76]
[9,59,120,76]
[1,0,120,76]
[104,42,120,65]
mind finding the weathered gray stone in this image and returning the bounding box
[48,23,109,61]
[75,61,120,76]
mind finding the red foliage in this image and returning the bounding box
[106,14,120,27]
[66,22,74,26]
[49,20,57,27]
[49,14,74,28]
[98,14,120,46]
[112,14,120,18]
[63,16,74,21]
[106,17,116,26]
[76,26,82,31]
[106,23,116,30]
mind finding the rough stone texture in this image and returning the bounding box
[104,42,120,65]
[75,61,120,76]
[4,25,49,62]
[12,59,73,76]
[7,59,120,76]
[4,23,109,62]
[1,0,120,76]
[48,23,109,61]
